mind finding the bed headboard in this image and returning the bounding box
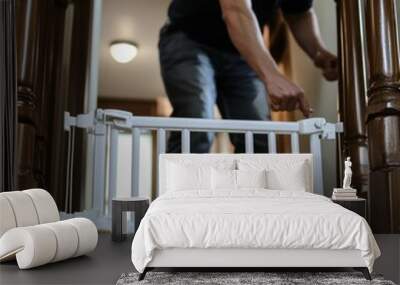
[159,154,313,195]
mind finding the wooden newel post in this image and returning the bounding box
[365,0,400,233]
[336,0,370,197]
[365,0,400,171]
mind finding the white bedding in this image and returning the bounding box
[131,190,380,273]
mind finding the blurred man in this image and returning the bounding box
[159,0,338,153]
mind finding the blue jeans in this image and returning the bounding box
[159,25,270,153]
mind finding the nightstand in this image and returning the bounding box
[112,197,149,242]
[331,197,366,219]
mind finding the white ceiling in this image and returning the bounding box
[99,0,171,99]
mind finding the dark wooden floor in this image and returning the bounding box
[0,233,133,285]
[374,234,400,284]
[0,234,398,285]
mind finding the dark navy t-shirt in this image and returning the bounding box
[168,0,313,52]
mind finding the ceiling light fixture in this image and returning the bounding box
[109,41,138,63]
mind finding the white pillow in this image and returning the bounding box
[236,169,267,189]
[212,169,237,191]
[211,169,268,190]
[266,162,308,191]
[237,157,311,192]
[166,162,212,191]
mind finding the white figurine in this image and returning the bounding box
[342,157,353,189]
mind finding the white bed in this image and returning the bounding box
[131,154,380,280]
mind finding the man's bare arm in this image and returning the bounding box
[285,9,338,81]
[219,0,310,116]
[220,0,277,82]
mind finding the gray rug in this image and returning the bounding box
[116,272,396,285]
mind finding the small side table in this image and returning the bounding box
[112,197,149,242]
[332,197,366,219]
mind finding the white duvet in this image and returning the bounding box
[131,190,380,273]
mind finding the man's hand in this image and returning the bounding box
[314,49,338,81]
[219,0,311,118]
[285,9,338,82]
[264,72,311,118]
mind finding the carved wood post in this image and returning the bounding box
[15,0,43,189]
[336,0,370,197]
[365,0,400,233]
[365,0,400,170]
[14,0,92,211]
[0,0,17,192]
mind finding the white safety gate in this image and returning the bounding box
[63,109,342,230]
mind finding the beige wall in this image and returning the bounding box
[289,1,339,195]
